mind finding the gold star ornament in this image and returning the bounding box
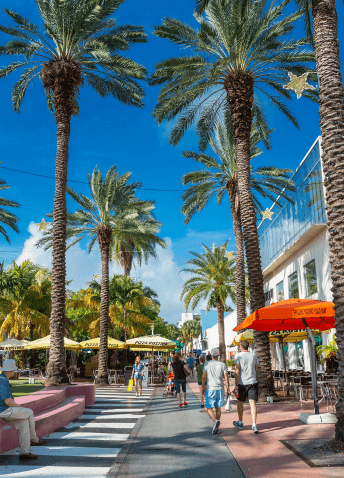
[261,208,274,221]
[283,72,316,99]
[225,251,235,260]
[37,218,48,231]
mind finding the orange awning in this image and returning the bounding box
[233,299,335,332]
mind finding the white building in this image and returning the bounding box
[201,137,333,370]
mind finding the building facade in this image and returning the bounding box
[258,136,333,370]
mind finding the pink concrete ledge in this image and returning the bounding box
[0,383,95,454]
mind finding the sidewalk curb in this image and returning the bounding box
[106,386,157,478]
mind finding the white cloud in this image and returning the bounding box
[16,222,187,324]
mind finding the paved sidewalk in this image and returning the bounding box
[0,385,153,478]
[116,384,244,478]
[188,379,343,478]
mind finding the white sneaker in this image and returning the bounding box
[252,424,259,434]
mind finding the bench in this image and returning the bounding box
[0,383,95,454]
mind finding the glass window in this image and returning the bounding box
[304,259,317,296]
[289,272,299,299]
[276,281,284,302]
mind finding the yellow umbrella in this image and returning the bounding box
[24,335,80,351]
[126,335,176,351]
[231,329,323,346]
[0,339,30,351]
[79,337,127,349]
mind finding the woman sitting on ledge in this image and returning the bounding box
[0,359,46,460]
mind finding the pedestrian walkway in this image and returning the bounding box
[188,379,343,478]
[116,383,244,478]
[0,385,154,478]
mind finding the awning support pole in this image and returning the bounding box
[302,318,319,414]
[280,337,290,396]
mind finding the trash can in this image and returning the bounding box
[124,366,133,387]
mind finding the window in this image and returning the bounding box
[289,271,299,299]
[304,259,317,296]
[265,289,273,302]
[276,281,284,302]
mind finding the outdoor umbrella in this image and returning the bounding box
[24,335,81,351]
[126,335,176,384]
[233,299,335,414]
[0,339,30,351]
[79,337,127,349]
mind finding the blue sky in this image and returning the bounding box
[0,0,344,323]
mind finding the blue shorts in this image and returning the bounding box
[174,378,186,394]
[205,389,225,409]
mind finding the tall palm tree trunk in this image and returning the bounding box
[217,298,226,363]
[46,93,72,385]
[312,0,344,439]
[227,186,246,324]
[96,226,112,384]
[124,305,128,362]
[120,243,134,276]
[225,73,274,397]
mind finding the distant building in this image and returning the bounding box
[177,312,195,328]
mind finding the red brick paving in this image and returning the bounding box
[188,379,343,478]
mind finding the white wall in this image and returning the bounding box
[203,311,238,352]
[264,229,332,304]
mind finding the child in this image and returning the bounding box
[166,371,174,394]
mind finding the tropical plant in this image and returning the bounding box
[317,337,338,364]
[0,260,51,340]
[180,317,202,353]
[0,166,20,243]
[0,0,147,384]
[37,166,154,383]
[180,241,235,362]
[166,323,180,341]
[182,114,295,324]
[112,203,166,276]
[150,0,316,396]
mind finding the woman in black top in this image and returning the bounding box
[171,354,188,408]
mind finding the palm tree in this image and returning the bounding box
[181,241,235,362]
[0,260,51,340]
[37,166,151,383]
[112,201,166,276]
[107,274,152,361]
[181,115,295,324]
[150,0,316,396]
[180,317,202,352]
[0,0,147,384]
[0,166,20,243]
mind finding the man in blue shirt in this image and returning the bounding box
[0,359,46,460]
[186,355,195,378]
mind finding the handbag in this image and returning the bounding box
[127,379,133,391]
[225,394,232,412]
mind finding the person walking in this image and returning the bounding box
[131,356,145,397]
[168,351,175,370]
[202,353,229,435]
[0,359,46,460]
[196,355,206,408]
[171,354,188,408]
[232,340,259,434]
[186,354,195,378]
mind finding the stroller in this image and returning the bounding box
[162,371,177,397]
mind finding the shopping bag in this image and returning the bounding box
[225,395,232,412]
[127,379,133,391]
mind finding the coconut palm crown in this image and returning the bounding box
[180,241,235,362]
[181,115,296,324]
[0,166,20,243]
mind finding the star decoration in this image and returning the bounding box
[225,251,235,260]
[261,208,274,221]
[283,72,316,99]
[37,218,49,231]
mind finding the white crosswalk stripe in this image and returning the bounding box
[0,385,153,477]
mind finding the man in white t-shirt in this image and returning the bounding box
[232,340,259,434]
[202,353,229,435]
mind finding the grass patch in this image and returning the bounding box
[9,379,45,397]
